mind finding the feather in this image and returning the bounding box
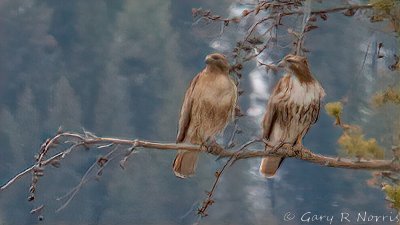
[176,73,201,143]
[260,55,325,177]
[173,53,237,178]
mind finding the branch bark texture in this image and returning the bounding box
[1,131,398,192]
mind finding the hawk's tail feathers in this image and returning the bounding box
[259,156,284,178]
[172,150,199,178]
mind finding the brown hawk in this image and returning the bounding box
[173,53,237,178]
[260,54,325,177]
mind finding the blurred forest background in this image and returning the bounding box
[0,0,399,224]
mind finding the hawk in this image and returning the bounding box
[173,53,237,178]
[260,54,325,177]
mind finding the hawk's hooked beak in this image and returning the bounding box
[277,59,286,68]
[205,55,213,64]
[277,56,295,68]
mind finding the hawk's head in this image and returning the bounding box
[205,53,229,73]
[278,54,314,83]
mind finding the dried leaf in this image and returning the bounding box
[97,157,108,167]
[192,8,200,16]
[304,25,319,32]
[33,166,44,173]
[235,63,243,70]
[343,9,356,16]
[235,106,245,117]
[242,9,250,17]
[377,43,384,59]
[224,20,229,26]
[389,54,400,71]
[309,15,317,22]
[28,194,35,201]
[319,13,328,20]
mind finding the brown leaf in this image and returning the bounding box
[319,13,328,21]
[28,194,35,201]
[97,157,108,167]
[235,63,243,70]
[389,54,400,71]
[309,15,317,22]
[304,25,318,32]
[192,8,200,17]
[343,9,356,17]
[377,42,384,59]
[242,9,250,17]
[235,106,245,117]
[224,20,229,26]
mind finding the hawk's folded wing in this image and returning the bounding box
[176,72,201,143]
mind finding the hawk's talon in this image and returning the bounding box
[202,139,221,154]
[292,144,304,156]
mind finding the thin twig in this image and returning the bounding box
[199,139,279,217]
[55,145,121,212]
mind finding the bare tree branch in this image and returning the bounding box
[1,131,398,193]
